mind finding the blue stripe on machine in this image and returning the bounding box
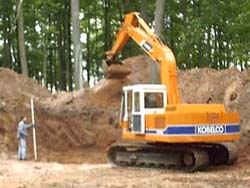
[146,130,157,134]
[145,124,240,135]
[226,125,240,133]
[163,126,195,135]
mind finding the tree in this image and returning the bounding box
[16,0,28,76]
[151,0,166,84]
[57,5,67,91]
[0,0,249,92]
[103,0,111,52]
[2,0,12,69]
[71,0,82,90]
[154,0,165,37]
[140,0,148,22]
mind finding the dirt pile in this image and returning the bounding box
[0,68,51,159]
[0,68,121,163]
[0,56,249,164]
[178,68,250,149]
[104,63,131,79]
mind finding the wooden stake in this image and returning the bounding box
[31,98,38,160]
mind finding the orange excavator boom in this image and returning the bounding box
[106,12,180,104]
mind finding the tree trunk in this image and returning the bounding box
[65,1,73,91]
[48,48,53,91]
[197,2,203,68]
[3,0,12,68]
[42,39,47,87]
[170,15,174,51]
[16,0,28,76]
[140,0,148,22]
[43,13,50,87]
[104,0,111,52]
[86,16,91,84]
[117,0,123,22]
[124,0,130,14]
[3,22,12,68]
[14,26,21,73]
[154,0,165,38]
[218,28,224,69]
[207,26,211,68]
[71,0,82,90]
[151,0,165,84]
[57,11,67,91]
[181,0,188,68]
[94,2,101,80]
[213,25,218,69]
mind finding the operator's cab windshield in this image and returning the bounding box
[144,92,164,109]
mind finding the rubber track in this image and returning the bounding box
[107,142,237,172]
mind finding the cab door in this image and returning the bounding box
[132,91,145,134]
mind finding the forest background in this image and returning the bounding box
[0,0,249,91]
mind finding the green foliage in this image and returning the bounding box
[0,0,249,91]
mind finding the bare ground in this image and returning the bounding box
[0,56,250,187]
[0,158,250,188]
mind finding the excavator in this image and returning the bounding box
[105,12,240,171]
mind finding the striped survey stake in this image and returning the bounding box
[31,98,38,160]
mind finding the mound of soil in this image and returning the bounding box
[0,68,51,160]
[178,68,250,149]
[0,55,249,164]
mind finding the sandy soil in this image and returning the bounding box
[0,159,250,188]
[0,56,250,188]
[1,56,249,163]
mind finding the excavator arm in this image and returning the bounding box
[106,12,180,104]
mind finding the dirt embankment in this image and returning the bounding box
[178,68,250,151]
[0,68,121,163]
[0,55,250,164]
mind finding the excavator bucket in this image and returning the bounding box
[102,60,131,79]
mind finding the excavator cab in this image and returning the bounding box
[120,84,167,134]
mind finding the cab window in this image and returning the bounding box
[134,92,140,112]
[144,92,163,109]
[120,93,126,121]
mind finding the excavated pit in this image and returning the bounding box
[0,55,250,165]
